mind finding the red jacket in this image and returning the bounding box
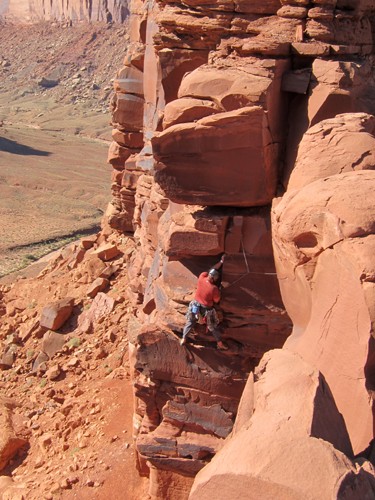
[195,272,220,308]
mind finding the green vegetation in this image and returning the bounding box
[70,447,81,457]
[25,254,38,261]
[67,337,81,349]
[104,364,113,374]
[27,299,37,309]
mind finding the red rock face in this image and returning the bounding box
[273,170,375,454]
[287,113,375,190]
[154,106,279,207]
[103,0,375,497]
[190,349,375,500]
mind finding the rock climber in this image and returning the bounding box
[180,255,228,350]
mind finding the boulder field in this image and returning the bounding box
[1,0,375,499]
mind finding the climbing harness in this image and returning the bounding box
[189,300,207,324]
[188,301,218,327]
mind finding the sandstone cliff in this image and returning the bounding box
[1,0,375,498]
[104,0,375,497]
[0,0,129,23]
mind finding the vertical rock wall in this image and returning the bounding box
[105,0,375,498]
[2,0,129,23]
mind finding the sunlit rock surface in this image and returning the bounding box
[2,0,375,497]
[103,0,375,497]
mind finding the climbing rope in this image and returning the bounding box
[223,236,277,290]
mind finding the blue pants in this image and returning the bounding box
[182,301,221,342]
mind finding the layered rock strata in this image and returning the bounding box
[103,0,375,497]
[0,0,374,496]
[1,0,129,23]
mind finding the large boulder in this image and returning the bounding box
[153,55,290,207]
[284,60,375,186]
[157,204,228,258]
[40,297,75,331]
[41,330,66,358]
[77,292,116,334]
[162,98,220,130]
[154,106,279,207]
[272,170,375,454]
[307,60,375,127]
[0,399,28,472]
[288,113,375,191]
[190,349,375,500]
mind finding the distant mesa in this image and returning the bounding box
[0,0,129,23]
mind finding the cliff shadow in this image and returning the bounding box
[362,335,375,463]
[0,136,51,156]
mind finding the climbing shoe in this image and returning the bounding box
[217,341,228,350]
